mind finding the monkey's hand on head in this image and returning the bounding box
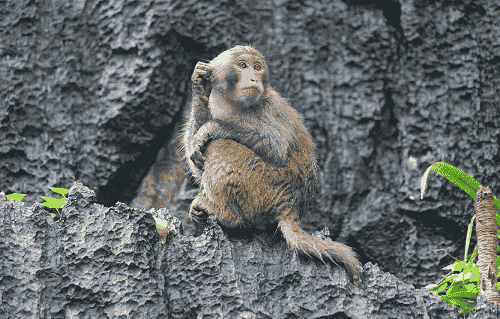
[191,61,212,102]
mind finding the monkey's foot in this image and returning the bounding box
[189,195,209,227]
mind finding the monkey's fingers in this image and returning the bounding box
[192,62,212,82]
[190,150,205,170]
[192,77,206,93]
[192,64,212,99]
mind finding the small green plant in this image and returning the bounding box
[421,161,500,314]
[41,187,69,217]
[6,186,70,218]
[6,193,25,202]
[6,187,167,233]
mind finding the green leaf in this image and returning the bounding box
[421,162,478,200]
[48,187,69,196]
[6,193,26,202]
[432,282,448,294]
[41,196,67,209]
[421,162,500,215]
[433,163,477,198]
[437,162,480,189]
[451,260,467,272]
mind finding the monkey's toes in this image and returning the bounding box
[189,203,209,227]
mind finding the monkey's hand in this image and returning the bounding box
[189,122,220,170]
[192,61,212,102]
[190,147,205,171]
[189,135,212,171]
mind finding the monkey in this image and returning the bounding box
[183,45,363,285]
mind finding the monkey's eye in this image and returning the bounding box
[254,63,261,71]
[238,61,247,68]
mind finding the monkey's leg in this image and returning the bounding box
[199,139,266,229]
[189,190,248,229]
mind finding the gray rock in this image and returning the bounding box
[2,181,493,318]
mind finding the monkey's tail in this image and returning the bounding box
[277,213,363,285]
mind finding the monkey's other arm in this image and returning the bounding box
[188,120,250,170]
[189,119,291,171]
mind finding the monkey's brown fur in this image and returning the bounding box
[183,46,363,285]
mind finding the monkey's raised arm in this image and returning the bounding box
[183,61,213,181]
[185,61,212,137]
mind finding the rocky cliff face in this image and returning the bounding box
[1,181,492,318]
[2,0,500,316]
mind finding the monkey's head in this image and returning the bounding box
[209,46,270,110]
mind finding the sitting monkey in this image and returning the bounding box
[183,45,363,285]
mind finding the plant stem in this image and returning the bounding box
[475,185,500,305]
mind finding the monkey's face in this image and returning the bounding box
[211,49,269,109]
[231,54,266,105]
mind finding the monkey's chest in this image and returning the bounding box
[251,122,295,167]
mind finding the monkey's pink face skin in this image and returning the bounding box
[234,53,265,100]
[217,53,267,108]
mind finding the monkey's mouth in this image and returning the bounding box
[242,87,261,95]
